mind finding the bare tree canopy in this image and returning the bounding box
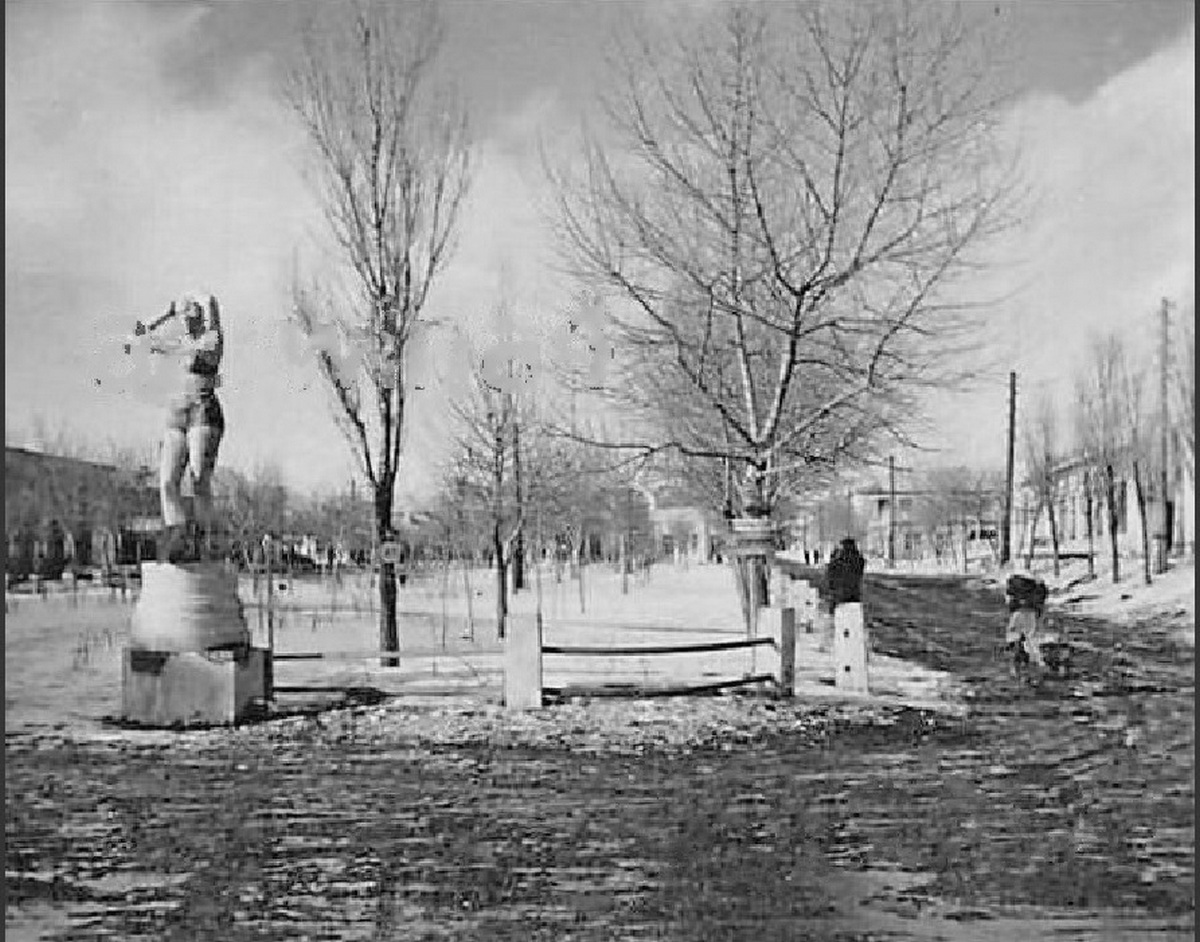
[1074,332,1134,584]
[283,0,471,661]
[287,1,469,488]
[550,1,1021,515]
[1022,393,1062,575]
[1173,306,1194,477]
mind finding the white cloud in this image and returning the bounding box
[921,25,1195,467]
[5,3,340,490]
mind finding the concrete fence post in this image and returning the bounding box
[760,585,797,697]
[833,602,869,693]
[504,612,543,710]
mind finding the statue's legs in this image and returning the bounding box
[188,422,223,537]
[159,428,191,529]
[187,393,225,557]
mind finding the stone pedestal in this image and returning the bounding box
[123,561,268,726]
[833,602,869,693]
[131,562,249,651]
[123,646,267,727]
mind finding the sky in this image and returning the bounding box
[5,0,1195,504]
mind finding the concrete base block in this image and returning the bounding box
[504,614,543,710]
[122,646,268,727]
[833,603,869,693]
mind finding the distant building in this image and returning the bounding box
[787,479,1004,567]
[1016,449,1195,560]
[645,484,722,563]
[564,479,721,565]
[5,445,159,577]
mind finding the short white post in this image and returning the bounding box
[504,612,543,710]
[765,569,797,695]
[833,602,869,693]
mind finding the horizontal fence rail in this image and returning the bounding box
[272,646,502,661]
[273,682,499,697]
[542,637,775,657]
[543,674,777,700]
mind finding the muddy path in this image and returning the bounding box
[6,574,1194,940]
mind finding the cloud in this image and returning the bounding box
[5,2,341,489]
[919,25,1194,467]
[1006,25,1193,368]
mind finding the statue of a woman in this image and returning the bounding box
[137,292,225,562]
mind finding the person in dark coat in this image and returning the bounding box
[825,537,865,610]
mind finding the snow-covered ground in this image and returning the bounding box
[776,547,1195,648]
[1011,556,1195,647]
[5,559,964,737]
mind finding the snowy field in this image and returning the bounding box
[4,559,964,737]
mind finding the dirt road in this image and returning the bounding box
[6,574,1193,940]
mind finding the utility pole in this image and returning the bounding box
[1001,371,1017,566]
[1157,298,1171,572]
[888,454,897,567]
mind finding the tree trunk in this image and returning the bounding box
[1132,460,1152,586]
[462,557,475,642]
[1104,464,1121,584]
[577,544,586,615]
[961,519,969,575]
[512,534,525,593]
[730,553,752,637]
[621,532,629,595]
[493,522,507,639]
[1085,473,1096,579]
[1025,502,1042,570]
[440,547,451,651]
[1047,495,1061,578]
[743,554,768,639]
[375,487,399,668]
[512,423,525,593]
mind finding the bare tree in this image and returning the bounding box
[284,1,470,665]
[1118,349,1154,586]
[916,465,1003,571]
[447,347,540,639]
[213,462,291,572]
[1173,309,1194,481]
[551,2,1019,501]
[549,1,1020,621]
[1075,334,1127,584]
[1022,395,1062,577]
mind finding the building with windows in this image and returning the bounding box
[5,445,160,579]
[787,477,1004,568]
[1015,450,1195,561]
